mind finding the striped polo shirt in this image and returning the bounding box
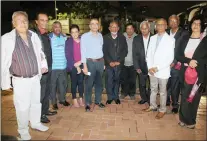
[49,33,67,70]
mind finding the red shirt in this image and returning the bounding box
[73,40,81,63]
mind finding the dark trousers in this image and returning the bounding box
[84,60,104,105]
[70,66,84,99]
[120,66,136,97]
[40,69,51,116]
[179,82,202,125]
[106,65,121,100]
[50,69,67,104]
[167,68,181,108]
[138,73,150,102]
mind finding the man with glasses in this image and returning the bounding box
[81,18,105,111]
[166,14,189,113]
[143,18,175,119]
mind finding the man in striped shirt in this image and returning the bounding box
[49,21,70,110]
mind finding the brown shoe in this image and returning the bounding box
[155,112,165,119]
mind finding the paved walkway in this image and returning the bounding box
[1,91,206,140]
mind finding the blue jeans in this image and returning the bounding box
[84,60,104,105]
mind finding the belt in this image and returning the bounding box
[12,74,37,78]
[87,58,104,62]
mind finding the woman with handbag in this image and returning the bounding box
[176,15,207,129]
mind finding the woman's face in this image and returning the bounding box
[71,28,79,39]
[191,20,201,33]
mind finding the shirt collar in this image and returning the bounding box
[16,30,32,37]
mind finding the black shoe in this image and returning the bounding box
[138,100,147,104]
[45,110,57,116]
[53,104,58,110]
[166,102,171,106]
[41,115,50,123]
[172,108,178,114]
[85,105,91,112]
[106,100,113,105]
[115,99,121,104]
[95,103,105,108]
[59,101,70,106]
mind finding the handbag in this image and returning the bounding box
[184,66,198,85]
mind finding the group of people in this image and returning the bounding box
[1,10,207,140]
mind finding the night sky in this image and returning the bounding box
[1,1,204,35]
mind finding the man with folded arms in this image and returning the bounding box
[143,18,174,119]
[1,11,49,140]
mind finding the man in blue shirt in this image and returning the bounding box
[49,21,70,110]
[81,18,105,111]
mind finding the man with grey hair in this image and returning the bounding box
[166,14,189,113]
[1,11,49,140]
[133,21,152,104]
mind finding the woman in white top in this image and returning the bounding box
[176,15,207,129]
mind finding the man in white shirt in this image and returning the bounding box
[133,21,152,104]
[143,18,175,119]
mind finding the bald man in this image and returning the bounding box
[143,18,175,119]
[166,15,189,114]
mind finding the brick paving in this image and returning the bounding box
[1,91,206,140]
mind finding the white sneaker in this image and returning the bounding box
[31,124,49,132]
[20,133,31,140]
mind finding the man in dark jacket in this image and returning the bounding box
[32,12,57,123]
[133,21,152,105]
[103,21,128,105]
[166,14,189,114]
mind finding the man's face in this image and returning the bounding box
[89,19,99,32]
[13,14,28,33]
[169,17,179,29]
[156,20,167,34]
[71,28,79,39]
[109,22,119,34]
[52,23,61,35]
[140,24,150,36]
[126,25,134,36]
[191,20,201,33]
[35,14,48,29]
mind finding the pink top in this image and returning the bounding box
[73,40,81,63]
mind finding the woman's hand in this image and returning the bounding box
[189,60,198,68]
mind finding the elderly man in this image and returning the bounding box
[103,21,128,104]
[81,18,105,111]
[49,21,69,110]
[32,12,57,123]
[120,23,137,100]
[133,21,152,104]
[1,11,49,140]
[143,18,175,119]
[166,14,189,113]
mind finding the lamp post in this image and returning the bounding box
[55,0,57,20]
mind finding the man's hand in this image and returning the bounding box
[189,60,197,68]
[41,68,48,74]
[136,69,142,74]
[170,63,175,68]
[74,61,81,68]
[114,62,120,66]
[149,68,155,75]
[82,66,88,75]
[110,62,116,67]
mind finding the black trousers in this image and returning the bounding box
[70,66,84,99]
[106,65,121,100]
[40,69,51,116]
[167,68,181,108]
[138,73,150,102]
[179,82,202,125]
[120,65,136,97]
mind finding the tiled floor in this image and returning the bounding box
[1,91,206,140]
